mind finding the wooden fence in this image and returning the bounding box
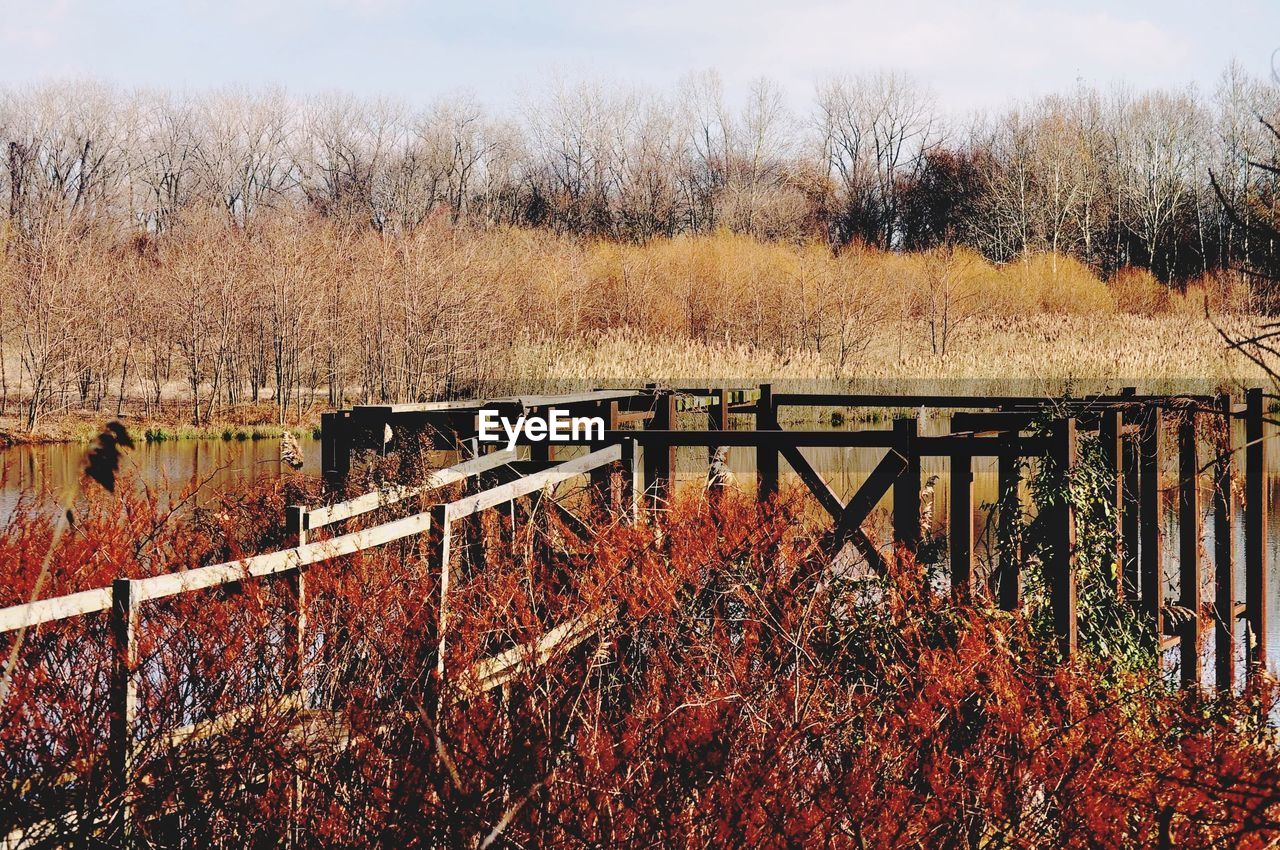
[1,383,1273,847]
[1,441,635,848]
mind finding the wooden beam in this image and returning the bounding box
[462,605,616,697]
[132,509,437,603]
[0,586,113,634]
[430,505,451,686]
[590,401,621,512]
[1121,424,1141,603]
[619,438,639,521]
[772,392,1209,410]
[1099,409,1124,597]
[757,383,779,503]
[353,390,640,416]
[444,446,623,523]
[997,443,1022,610]
[708,387,729,463]
[643,391,676,509]
[1214,393,1236,692]
[584,429,1052,454]
[108,578,138,848]
[832,451,908,550]
[1140,409,1164,633]
[1245,387,1268,675]
[950,447,974,601]
[892,418,921,549]
[779,445,842,521]
[307,450,516,529]
[286,505,308,546]
[1178,414,1202,687]
[1050,419,1079,659]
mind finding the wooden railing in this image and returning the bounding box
[1,443,635,848]
[5,381,1275,846]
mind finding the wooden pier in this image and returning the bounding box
[0,384,1273,847]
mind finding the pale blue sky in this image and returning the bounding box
[0,1,1276,111]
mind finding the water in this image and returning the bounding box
[4,421,1280,675]
[0,436,321,521]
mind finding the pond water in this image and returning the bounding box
[3,420,1280,676]
[0,436,322,521]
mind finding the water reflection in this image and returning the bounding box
[0,437,320,521]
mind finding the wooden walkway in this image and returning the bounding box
[1,384,1272,847]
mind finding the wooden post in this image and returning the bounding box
[1099,409,1124,597]
[1245,387,1268,675]
[643,391,677,510]
[1214,394,1236,692]
[756,383,779,503]
[1049,418,1078,660]
[891,417,921,549]
[996,442,1022,610]
[1178,414,1202,687]
[1139,407,1164,633]
[708,388,729,460]
[109,578,139,848]
[949,443,973,601]
[1121,423,1141,603]
[591,401,620,513]
[531,407,551,464]
[320,411,337,477]
[708,389,730,506]
[619,438,639,522]
[321,410,352,484]
[286,505,309,547]
[286,564,308,848]
[429,505,452,685]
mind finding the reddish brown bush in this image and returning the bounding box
[2,479,1279,848]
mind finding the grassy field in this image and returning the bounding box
[500,314,1269,393]
[1,309,1270,445]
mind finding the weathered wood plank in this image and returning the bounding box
[1140,410,1164,631]
[444,446,622,523]
[779,445,842,520]
[1100,409,1124,597]
[1049,419,1078,659]
[463,605,615,697]
[1214,394,1236,692]
[892,418,921,549]
[0,587,114,633]
[773,392,1209,410]
[1245,387,1268,674]
[950,448,974,601]
[109,578,138,847]
[996,443,1022,609]
[308,450,516,529]
[757,383,779,503]
[1178,415,1202,686]
[832,450,908,549]
[587,430,1052,454]
[135,510,436,602]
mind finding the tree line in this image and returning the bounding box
[1,67,1279,430]
[2,65,1278,282]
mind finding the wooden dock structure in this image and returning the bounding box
[0,384,1273,847]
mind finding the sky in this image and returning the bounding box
[0,0,1277,114]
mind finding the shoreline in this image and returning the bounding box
[0,414,321,448]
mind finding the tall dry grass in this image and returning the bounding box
[0,218,1267,431]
